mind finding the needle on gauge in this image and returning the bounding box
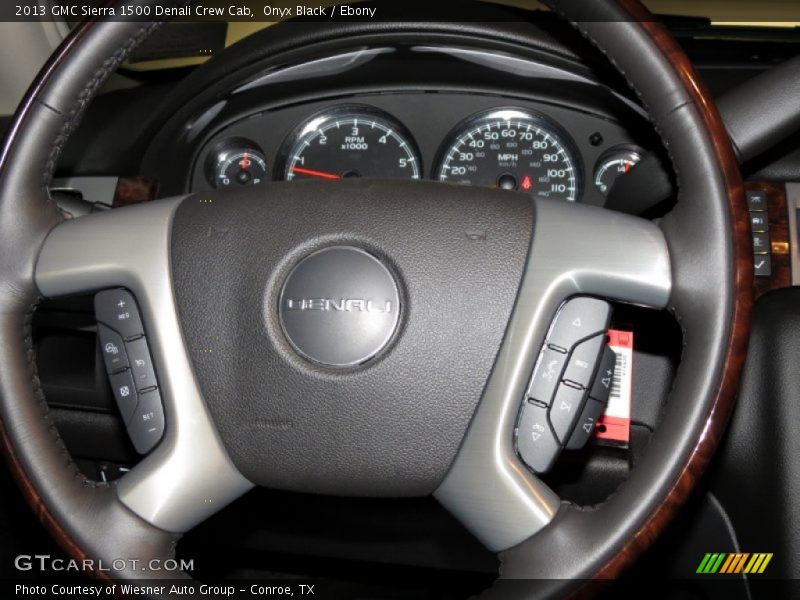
[289,166,341,180]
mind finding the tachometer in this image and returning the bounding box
[435,109,581,202]
[279,108,421,181]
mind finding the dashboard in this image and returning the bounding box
[143,30,660,208]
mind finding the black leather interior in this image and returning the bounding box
[717,55,800,163]
[711,289,800,584]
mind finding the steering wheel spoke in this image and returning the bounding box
[35,199,253,532]
[527,199,672,307]
[435,199,672,552]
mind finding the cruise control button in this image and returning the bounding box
[589,346,617,404]
[97,324,128,374]
[125,337,158,391]
[563,334,606,389]
[95,289,144,340]
[549,383,587,443]
[526,346,567,406]
[565,398,605,450]
[127,389,165,454]
[515,401,561,474]
[108,369,137,424]
[547,297,611,351]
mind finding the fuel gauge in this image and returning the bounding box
[206,139,268,189]
[593,148,642,197]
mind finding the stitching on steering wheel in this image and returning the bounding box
[22,18,172,493]
[535,5,747,591]
[24,8,190,488]
[23,300,100,489]
[548,9,683,202]
[495,5,697,587]
[549,15,696,584]
[22,300,181,561]
[545,4,690,490]
[42,20,163,189]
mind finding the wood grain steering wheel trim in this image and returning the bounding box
[587,0,752,584]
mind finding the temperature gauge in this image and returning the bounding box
[206,139,268,189]
[593,148,642,196]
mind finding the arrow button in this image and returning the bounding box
[549,382,587,443]
[566,398,606,450]
[547,297,611,352]
[515,402,560,474]
[589,346,618,404]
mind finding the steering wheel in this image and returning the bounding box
[0,0,752,596]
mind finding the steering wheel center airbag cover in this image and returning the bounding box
[279,246,401,367]
[170,179,532,495]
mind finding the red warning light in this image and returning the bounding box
[521,175,533,191]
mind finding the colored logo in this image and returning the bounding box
[696,553,773,575]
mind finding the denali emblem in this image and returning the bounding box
[278,246,401,367]
[285,298,393,313]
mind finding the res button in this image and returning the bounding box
[95,289,144,340]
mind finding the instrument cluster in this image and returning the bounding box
[192,94,648,206]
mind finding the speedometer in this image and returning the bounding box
[279,107,421,181]
[435,109,581,202]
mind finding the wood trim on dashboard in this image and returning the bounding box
[112,176,158,207]
[585,0,754,584]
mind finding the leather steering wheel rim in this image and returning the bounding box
[0,0,751,597]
